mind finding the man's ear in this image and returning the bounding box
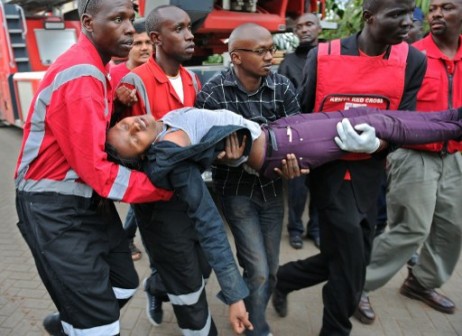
[81,13,93,32]
[230,52,241,65]
[362,10,373,24]
[150,31,161,46]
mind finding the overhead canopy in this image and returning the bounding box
[4,0,74,14]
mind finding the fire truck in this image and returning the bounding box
[0,0,325,127]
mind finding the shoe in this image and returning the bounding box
[306,233,320,249]
[289,234,303,249]
[400,271,456,314]
[272,287,288,317]
[128,239,142,261]
[43,312,66,336]
[407,252,419,268]
[353,292,376,324]
[144,278,164,326]
[313,236,320,249]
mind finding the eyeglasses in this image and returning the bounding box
[231,46,277,57]
[83,0,92,14]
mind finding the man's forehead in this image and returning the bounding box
[133,32,149,41]
[376,0,414,12]
[297,13,318,25]
[100,0,132,11]
[237,35,273,48]
[159,7,190,25]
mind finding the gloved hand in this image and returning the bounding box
[334,118,381,154]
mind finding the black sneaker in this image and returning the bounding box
[144,278,163,326]
[43,312,66,336]
[272,287,288,317]
[289,234,303,249]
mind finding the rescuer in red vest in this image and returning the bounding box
[273,0,427,335]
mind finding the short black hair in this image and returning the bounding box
[133,18,146,34]
[105,142,143,170]
[145,5,177,33]
[363,0,382,13]
[78,0,103,17]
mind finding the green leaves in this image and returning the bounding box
[321,0,363,40]
[320,0,430,41]
[415,0,430,14]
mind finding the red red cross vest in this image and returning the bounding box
[314,39,408,160]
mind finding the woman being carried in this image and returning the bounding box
[105,106,462,329]
[107,106,462,180]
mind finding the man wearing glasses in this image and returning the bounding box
[195,23,303,336]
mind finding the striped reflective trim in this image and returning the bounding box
[16,83,52,178]
[112,286,136,300]
[181,309,212,336]
[120,73,152,115]
[62,319,119,336]
[55,64,108,116]
[16,64,109,195]
[65,169,79,180]
[168,277,205,306]
[108,166,131,201]
[16,179,93,198]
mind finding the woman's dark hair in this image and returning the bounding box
[105,142,143,170]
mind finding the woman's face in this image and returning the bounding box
[107,114,158,159]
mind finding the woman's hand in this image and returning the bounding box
[274,153,310,179]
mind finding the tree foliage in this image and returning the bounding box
[320,0,430,41]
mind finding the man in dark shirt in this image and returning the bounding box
[278,12,321,88]
[195,23,302,336]
[278,12,322,250]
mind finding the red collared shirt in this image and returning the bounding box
[411,34,462,153]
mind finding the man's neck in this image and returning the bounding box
[357,31,389,56]
[432,33,460,60]
[296,42,317,55]
[156,54,181,77]
[233,67,262,93]
[126,59,141,70]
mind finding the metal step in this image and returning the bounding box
[14,57,30,62]
[5,14,20,19]
[3,3,31,72]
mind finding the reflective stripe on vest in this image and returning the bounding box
[120,72,152,116]
[16,64,116,198]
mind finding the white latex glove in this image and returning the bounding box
[334,118,381,154]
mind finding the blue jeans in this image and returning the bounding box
[287,176,319,238]
[221,191,284,336]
